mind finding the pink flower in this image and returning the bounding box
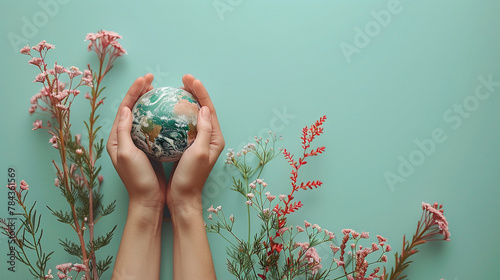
[304,220,311,228]
[341,229,352,235]
[381,255,388,262]
[229,214,235,223]
[20,180,29,190]
[335,260,345,267]
[312,224,322,232]
[296,226,304,233]
[207,205,216,213]
[29,105,37,114]
[56,262,72,273]
[330,244,340,254]
[278,194,287,201]
[385,244,392,252]
[54,63,64,74]
[84,92,90,99]
[29,57,43,66]
[56,104,69,110]
[20,45,31,55]
[265,192,276,202]
[57,272,66,279]
[324,230,335,240]
[208,214,212,220]
[98,175,104,184]
[249,182,256,189]
[32,119,43,130]
[246,193,254,199]
[55,178,60,187]
[246,200,253,206]
[49,136,57,144]
[76,149,83,155]
[360,231,369,239]
[72,263,86,272]
[34,72,47,83]
[256,178,263,184]
[351,231,360,239]
[371,243,379,251]
[377,235,387,243]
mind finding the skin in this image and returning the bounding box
[107,73,224,280]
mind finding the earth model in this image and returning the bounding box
[131,87,200,162]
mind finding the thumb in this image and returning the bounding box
[116,106,135,153]
[192,106,212,151]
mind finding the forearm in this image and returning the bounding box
[112,203,163,280]
[171,201,216,280]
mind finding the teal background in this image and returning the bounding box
[1,1,499,279]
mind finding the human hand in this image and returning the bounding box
[166,74,225,214]
[106,73,167,211]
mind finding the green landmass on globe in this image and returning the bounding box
[131,87,200,162]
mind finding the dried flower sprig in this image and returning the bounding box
[383,202,450,280]
[12,30,125,280]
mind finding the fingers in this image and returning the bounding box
[192,106,212,152]
[116,106,136,156]
[108,74,154,157]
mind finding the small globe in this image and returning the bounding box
[131,87,200,162]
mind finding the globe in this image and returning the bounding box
[131,87,200,162]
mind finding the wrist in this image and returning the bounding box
[127,201,164,228]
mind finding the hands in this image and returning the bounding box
[107,73,223,280]
[106,73,225,213]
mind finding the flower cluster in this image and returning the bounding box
[7,31,124,280]
[208,116,451,280]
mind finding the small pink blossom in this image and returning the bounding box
[377,235,387,243]
[57,272,66,279]
[246,200,253,206]
[312,224,322,232]
[256,178,263,184]
[265,191,276,202]
[56,104,69,110]
[304,220,311,228]
[76,149,83,155]
[208,213,212,220]
[381,255,388,262]
[98,175,104,184]
[54,63,64,74]
[72,263,86,272]
[55,178,60,187]
[360,231,369,239]
[20,180,29,191]
[296,226,304,233]
[385,244,392,252]
[330,244,340,254]
[29,105,37,114]
[249,182,256,189]
[351,231,360,239]
[371,243,379,251]
[278,194,287,201]
[29,57,43,66]
[32,119,43,130]
[56,262,72,273]
[246,193,254,199]
[207,205,216,213]
[229,214,234,223]
[49,136,57,144]
[325,230,335,240]
[341,229,352,235]
[20,45,31,55]
[34,72,47,83]
[262,182,267,187]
